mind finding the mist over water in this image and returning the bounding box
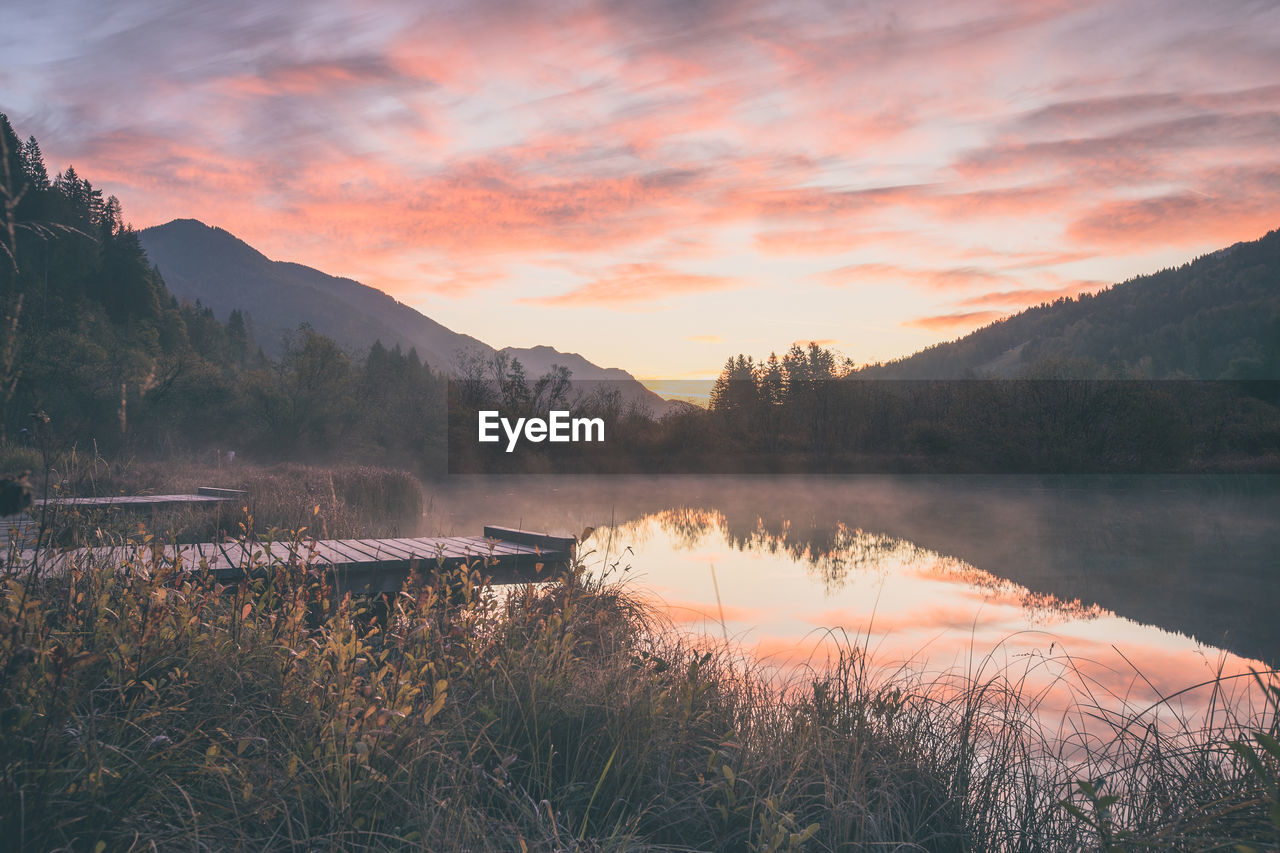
[419,474,1280,669]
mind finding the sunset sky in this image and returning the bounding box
[3,0,1279,381]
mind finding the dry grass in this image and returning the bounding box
[5,446,424,544]
[1,521,1278,851]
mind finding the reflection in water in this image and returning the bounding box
[644,506,1105,625]
[919,558,1107,626]
[589,511,1270,745]
[420,475,1280,666]
[418,474,1279,749]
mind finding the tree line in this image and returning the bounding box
[0,116,450,471]
[5,110,1277,476]
[453,338,1280,473]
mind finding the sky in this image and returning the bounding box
[2,0,1279,381]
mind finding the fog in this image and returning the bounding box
[420,474,1280,665]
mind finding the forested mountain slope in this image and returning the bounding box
[138,220,674,415]
[138,219,487,369]
[859,229,1280,379]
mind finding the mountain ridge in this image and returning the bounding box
[138,219,676,415]
[857,228,1280,379]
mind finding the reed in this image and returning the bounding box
[4,448,425,544]
[0,526,1276,850]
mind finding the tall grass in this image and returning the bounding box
[0,528,1277,850]
[1,444,424,543]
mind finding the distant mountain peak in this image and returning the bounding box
[137,221,678,413]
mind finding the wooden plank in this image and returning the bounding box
[447,536,524,557]
[427,536,494,557]
[32,493,235,509]
[344,538,403,562]
[286,541,321,564]
[304,541,346,567]
[327,538,375,561]
[272,541,306,565]
[383,537,465,560]
[483,526,575,554]
[470,534,569,559]
[180,542,205,567]
[208,542,247,575]
[210,542,244,569]
[5,528,575,585]
[256,542,291,565]
[350,538,418,561]
[453,535,520,555]
[322,539,379,564]
[166,544,200,567]
[245,542,277,566]
[230,542,263,566]
[197,487,248,500]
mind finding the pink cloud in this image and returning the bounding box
[523,263,742,308]
[11,0,1280,343]
[956,280,1108,308]
[1067,190,1280,249]
[818,263,1018,291]
[905,310,1006,331]
[753,228,914,255]
[217,57,411,98]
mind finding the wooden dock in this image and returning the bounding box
[31,487,247,510]
[4,526,576,593]
[3,488,249,550]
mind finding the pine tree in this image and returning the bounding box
[20,136,49,190]
[226,309,249,360]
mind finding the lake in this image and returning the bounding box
[418,474,1279,729]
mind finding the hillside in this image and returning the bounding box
[138,219,486,368]
[859,228,1280,379]
[139,220,675,415]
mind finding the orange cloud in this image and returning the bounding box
[994,251,1096,270]
[818,263,1017,291]
[15,0,1280,351]
[687,334,722,343]
[956,280,1108,308]
[752,228,914,255]
[905,310,1005,331]
[1067,190,1280,249]
[523,263,742,308]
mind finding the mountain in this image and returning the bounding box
[859,228,1280,379]
[138,219,675,415]
[498,345,643,384]
[138,219,485,368]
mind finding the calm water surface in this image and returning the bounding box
[418,475,1280,727]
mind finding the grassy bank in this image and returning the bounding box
[1,534,1278,850]
[2,445,423,542]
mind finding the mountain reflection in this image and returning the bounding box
[626,507,1106,626]
[423,474,1280,666]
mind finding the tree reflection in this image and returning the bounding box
[632,507,1104,623]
